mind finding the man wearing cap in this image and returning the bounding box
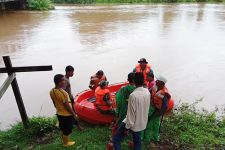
[133,58,153,86]
[95,80,115,115]
[142,75,171,147]
[89,70,107,91]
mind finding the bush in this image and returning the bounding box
[161,102,225,149]
[27,0,55,10]
[0,117,57,149]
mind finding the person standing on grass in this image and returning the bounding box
[63,65,84,131]
[64,65,75,104]
[143,75,171,148]
[115,72,136,126]
[50,74,76,147]
[112,73,150,150]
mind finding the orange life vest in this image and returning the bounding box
[151,86,171,110]
[95,86,112,111]
[90,74,106,90]
[135,64,151,85]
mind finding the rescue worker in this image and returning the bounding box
[115,72,136,125]
[141,75,171,147]
[95,80,115,115]
[133,58,153,86]
[146,72,155,90]
[89,70,107,91]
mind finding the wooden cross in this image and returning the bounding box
[0,56,52,128]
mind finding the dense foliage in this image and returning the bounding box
[27,0,54,10]
[0,117,57,149]
[161,102,225,149]
[0,103,225,149]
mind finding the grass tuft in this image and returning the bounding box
[0,117,57,149]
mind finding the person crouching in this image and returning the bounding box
[95,80,115,115]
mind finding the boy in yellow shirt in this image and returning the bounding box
[50,74,77,147]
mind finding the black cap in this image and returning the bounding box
[138,58,148,64]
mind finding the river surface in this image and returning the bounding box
[0,4,225,129]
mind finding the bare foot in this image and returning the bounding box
[149,142,158,150]
[77,125,84,131]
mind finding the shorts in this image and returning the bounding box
[57,114,73,136]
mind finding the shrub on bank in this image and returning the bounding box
[0,117,57,149]
[27,0,55,10]
[161,102,225,149]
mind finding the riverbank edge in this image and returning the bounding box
[53,1,225,4]
[0,102,225,149]
[28,1,225,11]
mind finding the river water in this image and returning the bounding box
[0,4,225,129]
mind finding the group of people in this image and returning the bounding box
[49,58,173,149]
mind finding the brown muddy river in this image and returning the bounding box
[0,4,225,129]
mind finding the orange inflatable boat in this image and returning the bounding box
[74,82,174,125]
[74,82,128,125]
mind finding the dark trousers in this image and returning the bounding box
[57,114,73,136]
[112,122,142,150]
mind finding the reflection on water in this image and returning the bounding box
[0,12,50,57]
[0,4,225,129]
[197,4,205,21]
[71,10,148,47]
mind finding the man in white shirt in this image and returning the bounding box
[112,73,150,150]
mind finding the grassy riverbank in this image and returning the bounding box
[0,102,225,149]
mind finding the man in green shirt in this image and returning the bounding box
[115,73,136,125]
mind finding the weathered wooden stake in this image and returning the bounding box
[0,56,52,128]
[0,73,15,100]
[3,56,29,128]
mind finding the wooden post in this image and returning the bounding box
[3,56,29,128]
[0,73,16,100]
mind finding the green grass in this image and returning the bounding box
[0,102,225,149]
[27,0,55,10]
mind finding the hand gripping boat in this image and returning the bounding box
[74,82,174,125]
